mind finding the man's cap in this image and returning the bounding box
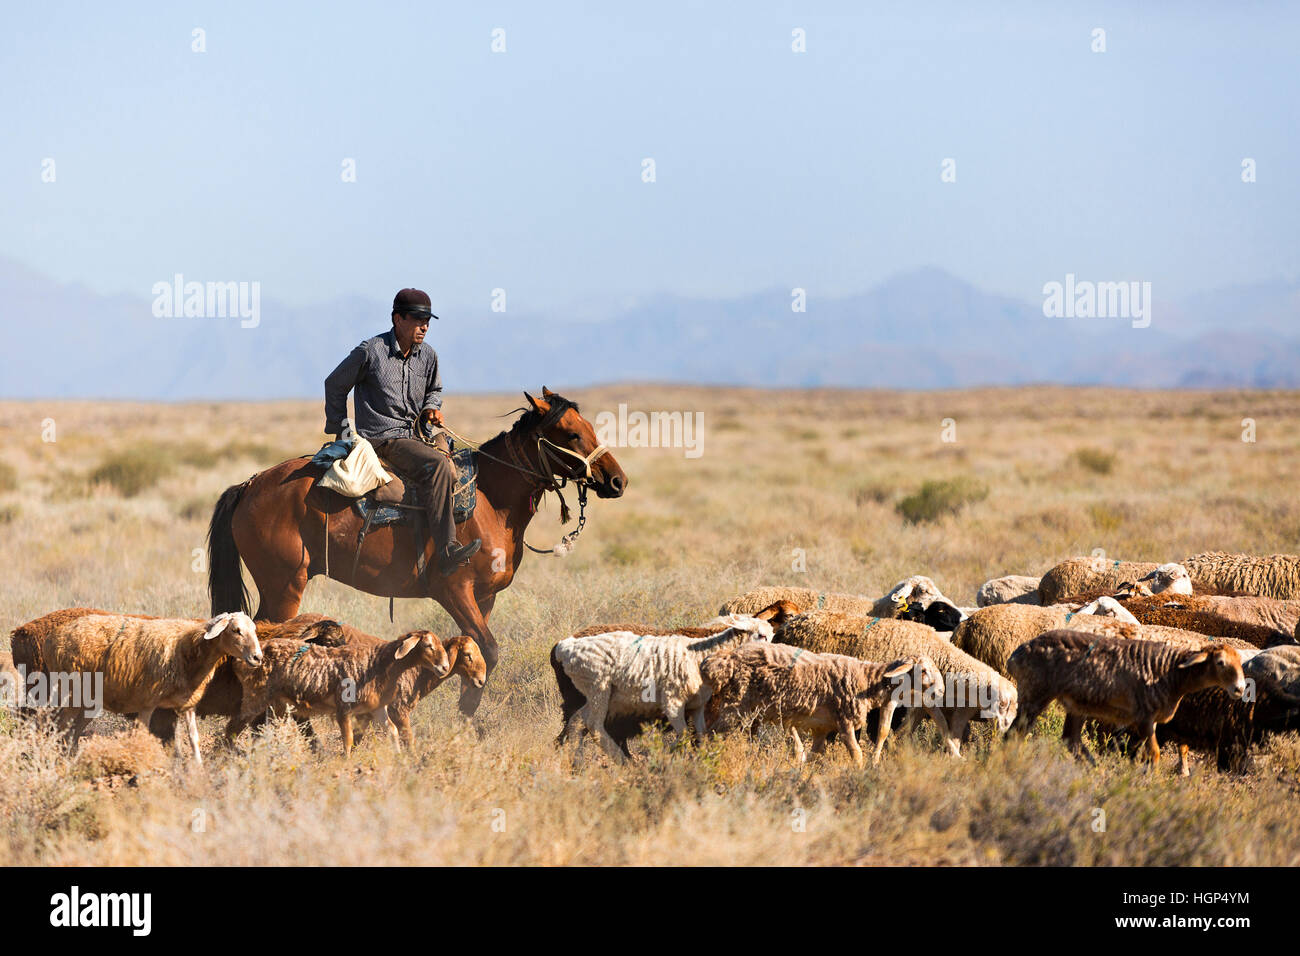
[392,288,438,320]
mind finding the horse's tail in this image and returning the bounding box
[209,481,251,616]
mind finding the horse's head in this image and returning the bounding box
[522,387,627,498]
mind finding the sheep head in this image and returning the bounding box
[885,576,946,614]
[753,599,801,630]
[202,612,262,666]
[1178,644,1245,699]
[1138,563,1193,596]
[395,631,451,678]
[1076,596,1140,624]
[882,656,945,710]
[448,635,487,688]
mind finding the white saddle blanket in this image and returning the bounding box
[317,436,393,497]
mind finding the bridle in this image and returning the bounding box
[431,397,611,555]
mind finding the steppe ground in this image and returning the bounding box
[2,386,1300,865]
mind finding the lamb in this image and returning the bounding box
[952,599,1140,676]
[976,575,1043,607]
[700,642,946,765]
[550,614,775,762]
[1006,630,1246,770]
[775,611,1017,756]
[1037,556,1161,605]
[17,610,262,763]
[720,575,962,622]
[229,630,465,755]
[1183,551,1300,601]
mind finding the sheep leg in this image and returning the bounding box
[663,700,690,750]
[580,688,624,762]
[338,711,354,757]
[375,707,402,751]
[839,717,864,767]
[789,725,807,764]
[182,709,203,765]
[944,709,971,758]
[926,706,953,753]
[873,700,898,764]
[1063,713,1096,766]
[1137,720,1160,771]
[1177,743,1191,777]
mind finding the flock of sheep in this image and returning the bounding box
[3,549,1300,777]
[550,550,1300,774]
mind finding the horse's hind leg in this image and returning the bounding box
[246,558,309,623]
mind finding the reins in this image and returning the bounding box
[418,410,604,556]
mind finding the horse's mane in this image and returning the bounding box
[481,392,579,451]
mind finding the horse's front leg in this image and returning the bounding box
[438,581,499,718]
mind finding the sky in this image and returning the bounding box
[1,1,1297,316]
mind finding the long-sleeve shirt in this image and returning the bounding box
[323,329,442,441]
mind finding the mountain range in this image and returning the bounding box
[2,257,1298,398]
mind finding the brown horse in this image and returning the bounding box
[206,388,627,717]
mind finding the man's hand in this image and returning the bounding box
[423,407,444,428]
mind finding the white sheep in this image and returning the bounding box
[976,575,1043,607]
[550,614,774,761]
[721,575,959,621]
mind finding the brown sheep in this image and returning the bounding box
[11,607,342,739]
[21,611,263,763]
[1007,630,1246,770]
[701,641,944,765]
[229,630,466,755]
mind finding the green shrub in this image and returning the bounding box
[89,447,174,496]
[1073,447,1116,475]
[896,477,989,524]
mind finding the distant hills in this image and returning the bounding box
[2,257,1298,398]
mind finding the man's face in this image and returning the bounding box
[397,312,431,345]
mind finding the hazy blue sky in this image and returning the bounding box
[2,1,1296,314]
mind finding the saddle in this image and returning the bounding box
[353,442,478,529]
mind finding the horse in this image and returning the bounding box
[206,388,627,717]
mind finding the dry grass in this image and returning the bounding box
[1,386,1299,865]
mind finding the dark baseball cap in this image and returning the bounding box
[392,288,438,320]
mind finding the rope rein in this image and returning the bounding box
[416,413,603,557]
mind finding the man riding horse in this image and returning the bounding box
[323,288,482,577]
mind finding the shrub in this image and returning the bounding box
[0,463,16,493]
[1073,447,1116,475]
[89,447,174,496]
[896,477,989,524]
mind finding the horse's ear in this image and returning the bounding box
[542,386,556,397]
[524,391,545,413]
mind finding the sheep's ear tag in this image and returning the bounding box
[898,600,910,613]
[1178,651,1209,669]
[884,661,913,679]
[395,636,421,660]
[202,614,231,641]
